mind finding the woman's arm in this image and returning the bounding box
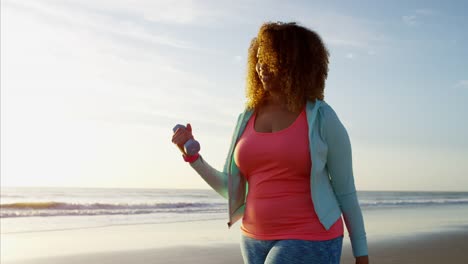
[188,113,243,200]
[189,154,229,199]
[322,105,369,258]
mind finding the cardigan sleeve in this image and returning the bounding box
[189,154,229,199]
[322,105,368,257]
[188,113,242,200]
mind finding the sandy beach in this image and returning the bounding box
[4,226,468,264]
[2,188,468,264]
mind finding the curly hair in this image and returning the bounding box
[244,21,330,113]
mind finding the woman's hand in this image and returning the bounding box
[356,255,369,264]
[171,123,194,155]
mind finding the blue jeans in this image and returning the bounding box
[240,234,344,264]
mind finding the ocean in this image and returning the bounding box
[1,187,468,234]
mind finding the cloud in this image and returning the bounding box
[234,55,242,63]
[346,53,355,59]
[8,1,390,56]
[292,11,389,59]
[402,8,436,26]
[27,0,253,27]
[5,0,199,50]
[305,12,388,50]
[402,15,418,26]
[2,1,242,132]
[415,9,436,15]
[454,80,468,88]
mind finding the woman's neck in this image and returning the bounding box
[263,92,288,107]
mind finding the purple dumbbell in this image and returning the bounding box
[172,124,201,156]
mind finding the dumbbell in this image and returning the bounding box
[172,124,201,156]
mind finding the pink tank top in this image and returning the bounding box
[234,105,344,240]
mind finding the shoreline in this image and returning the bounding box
[3,225,468,264]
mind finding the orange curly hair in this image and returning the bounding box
[244,21,330,113]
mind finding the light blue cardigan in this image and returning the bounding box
[189,99,368,257]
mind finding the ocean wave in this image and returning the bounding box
[1,194,25,198]
[1,207,227,218]
[0,201,225,216]
[360,198,468,207]
[2,197,468,218]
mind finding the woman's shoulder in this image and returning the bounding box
[312,100,348,136]
[304,99,334,117]
[316,99,339,119]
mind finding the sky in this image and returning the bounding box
[1,0,467,191]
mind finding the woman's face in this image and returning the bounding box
[255,47,279,92]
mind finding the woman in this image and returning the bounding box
[172,21,369,264]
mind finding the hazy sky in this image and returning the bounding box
[2,0,467,191]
